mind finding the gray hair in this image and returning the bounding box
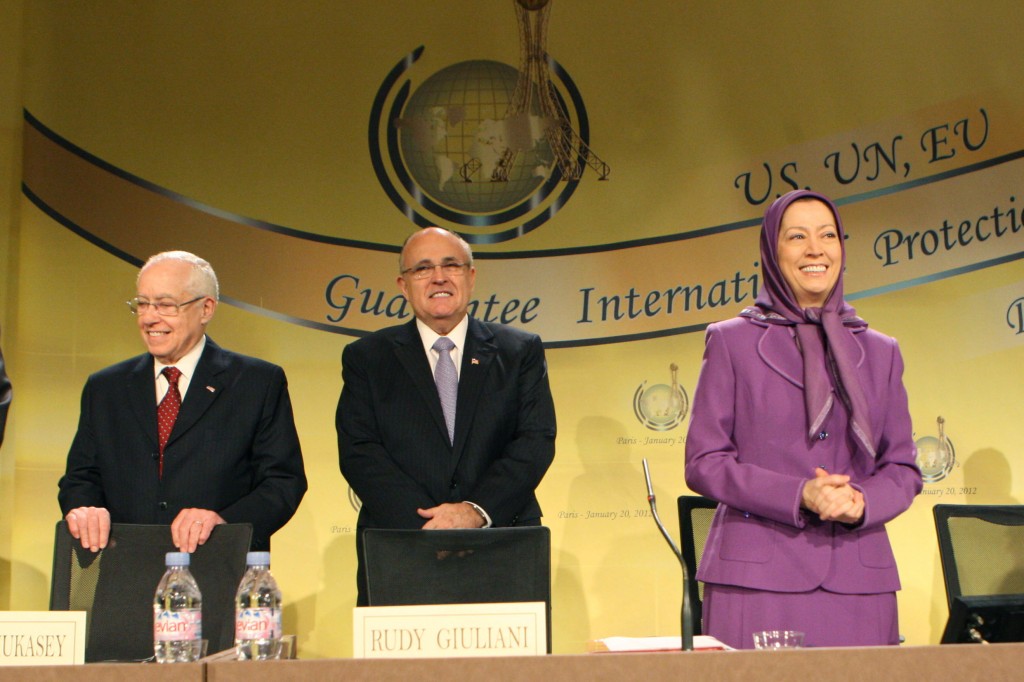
[139,251,220,300]
[398,227,474,273]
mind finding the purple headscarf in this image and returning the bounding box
[741,189,876,459]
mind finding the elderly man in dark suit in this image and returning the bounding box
[59,251,307,553]
[337,227,556,604]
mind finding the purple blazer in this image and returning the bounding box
[685,316,922,594]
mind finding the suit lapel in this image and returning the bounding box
[126,354,159,448]
[165,339,229,448]
[755,322,869,389]
[756,323,804,389]
[451,318,496,465]
[392,321,451,446]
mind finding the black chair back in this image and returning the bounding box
[933,504,1024,608]
[50,521,252,662]
[677,495,718,636]
[362,526,551,652]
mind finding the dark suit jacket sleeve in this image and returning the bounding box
[337,340,438,528]
[0,335,10,448]
[215,364,308,545]
[58,376,108,512]
[461,332,556,525]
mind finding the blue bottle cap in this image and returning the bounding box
[165,551,190,566]
[246,551,271,566]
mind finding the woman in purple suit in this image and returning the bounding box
[685,190,922,648]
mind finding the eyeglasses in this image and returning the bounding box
[401,262,469,280]
[127,296,204,317]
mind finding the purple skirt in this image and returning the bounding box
[703,583,899,649]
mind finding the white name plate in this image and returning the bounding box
[0,611,86,666]
[354,602,546,658]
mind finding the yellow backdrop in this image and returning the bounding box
[1,0,1022,656]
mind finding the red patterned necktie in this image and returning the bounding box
[157,366,182,478]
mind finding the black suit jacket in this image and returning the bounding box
[0,329,10,448]
[337,318,556,531]
[58,338,307,550]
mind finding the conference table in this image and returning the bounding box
[0,642,1022,681]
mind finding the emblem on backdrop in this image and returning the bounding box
[368,0,609,244]
[633,364,689,432]
[915,415,956,484]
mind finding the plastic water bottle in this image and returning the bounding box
[235,551,283,660]
[153,551,203,663]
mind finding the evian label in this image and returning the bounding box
[154,609,202,642]
[236,607,282,640]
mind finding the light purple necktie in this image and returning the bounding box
[432,336,457,444]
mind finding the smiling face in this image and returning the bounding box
[397,228,476,335]
[136,259,216,364]
[776,199,843,309]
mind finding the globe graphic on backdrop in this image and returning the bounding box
[640,385,679,425]
[915,435,955,483]
[397,60,551,214]
[634,383,688,431]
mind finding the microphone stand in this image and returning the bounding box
[642,458,693,651]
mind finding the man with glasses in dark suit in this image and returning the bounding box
[58,251,307,553]
[337,227,557,605]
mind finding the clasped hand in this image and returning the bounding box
[417,502,485,529]
[801,467,864,524]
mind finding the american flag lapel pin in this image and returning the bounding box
[206,386,216,393]
[471,358,479,365]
